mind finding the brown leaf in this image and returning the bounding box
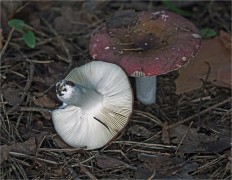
[22,131,48,146]
[54,5,85,33]
[52,134,72,149]
[219,30,231,50]
[135,163,153,179]
[40,110,52,120]
[96,155,126,169]
[33,76,56,86]
[128,125,153,138]
[32,94,58,108]
[171,157,199,179]
[139,153,199,179]
[216,63,231,88]
[225,161,232,173]
[1,1,23,17]
[175,31,231,94]
[161,122,170,145]
[0,145,10,165]
[169,125,230,153]
[10,137,37,154]
[33,120,44,131]
[139,153,172,174]
[0,29,3,50]
[2,84,23,106]
[0,138,37,164]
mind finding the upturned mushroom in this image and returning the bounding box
[52,61,133,150]
[89,10,201,104]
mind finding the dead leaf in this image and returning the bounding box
[172,157,199,179]
[2,83,24,106]
[33,120,44,131]
[139,153,172,175]
[169,124,230,153]
[33,62,66,87]
[1,1,23,17]
[219,30,231,50]
[33,76,56,86]
[175,30,231,94]
[40,110,52,120]
[52,134,72,149]
[161,122,170,145]
[135,163,153,179]
[0,138,37,165]
[54,6,85,33]
[139,153,199,179]
[32,94,58,108]
[216,63,231,87]
[82,1,108,11]
[0,145,10,165]
[0,29,3,50]
[10,137,37,154]
[96,155,126,169]
[52,168,65,176]
[22,131,48,146]
[128,125,153,138]
[225,161,232,173]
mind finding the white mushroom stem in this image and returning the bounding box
[69,84,103,112]
[57,80,103,113]
[135,76,157,105]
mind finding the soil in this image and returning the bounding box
[1,1,231,179]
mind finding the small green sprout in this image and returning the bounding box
[161,0,192,17]
[8,18,36,48]
[200,28,217,39]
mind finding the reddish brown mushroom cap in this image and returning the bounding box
[89,10,201,77]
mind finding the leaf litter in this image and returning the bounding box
[175,30,231,94]
[0,1,231,179]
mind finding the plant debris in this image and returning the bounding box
[175,30,231,94]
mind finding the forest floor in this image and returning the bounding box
[1,1,231,179]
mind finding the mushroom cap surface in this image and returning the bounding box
[52,61,133,150]
[89,10,201,77]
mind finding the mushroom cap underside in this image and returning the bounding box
[89,10,202,77]
[52,61,133,150]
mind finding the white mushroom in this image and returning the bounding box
[52,61,133,150]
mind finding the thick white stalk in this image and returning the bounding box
[69,84,103,113]
[57,80,103,113]
[135,76,157,105]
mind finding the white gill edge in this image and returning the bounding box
[52,106,112,150]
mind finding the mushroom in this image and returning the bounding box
[89,10,201,104]
[52,61,133,150]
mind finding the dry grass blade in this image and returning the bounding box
[38,148,82,152]
[133,110,163,126]
[114,141,177,149]
[169,97,231,128]
[9,152,59,165]
[7,63,34,113]
[75,158,97,180]
[0,28,14,58]
[175,121,193,154]
[191,154,228,176]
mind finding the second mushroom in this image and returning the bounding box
[89,10,201,104]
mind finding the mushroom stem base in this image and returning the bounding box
[135,76,157,105]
